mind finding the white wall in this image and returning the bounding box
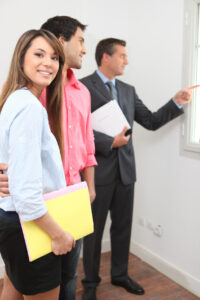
[0,0,200,297]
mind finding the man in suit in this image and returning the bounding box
[80,38,194,300]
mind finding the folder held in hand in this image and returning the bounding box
[20,181,94,262]
[91,100,131,137]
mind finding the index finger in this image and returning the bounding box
[188,84,200,90]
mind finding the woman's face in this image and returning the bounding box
[23,36,59,98]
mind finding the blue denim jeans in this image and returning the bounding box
[59,238,82,300]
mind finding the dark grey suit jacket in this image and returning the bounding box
[80,71,184,186]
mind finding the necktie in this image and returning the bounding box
[106,81,115,99]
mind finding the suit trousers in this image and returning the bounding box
[82,179,134,287]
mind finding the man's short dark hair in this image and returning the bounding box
[95,38,126,66]
[41,16,86,41]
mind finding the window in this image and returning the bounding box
[183,0,200,153]
[190,3,200,144]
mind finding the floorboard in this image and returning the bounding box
[76,252,198,300]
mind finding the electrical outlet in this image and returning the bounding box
[153,225,163,237]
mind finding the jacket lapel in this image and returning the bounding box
[116,80,124,109]
[91,72,112,101]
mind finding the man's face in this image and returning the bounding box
[105,44,128,77]
[63,27,86,69]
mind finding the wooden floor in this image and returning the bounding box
[76,252,198,300]
[0,252,198,299]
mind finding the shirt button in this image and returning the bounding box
[69,125,72,129]
[68,106,71,110]
[70,166,72,170]
[69,145,72,149]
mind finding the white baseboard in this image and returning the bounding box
[131,241,200,297]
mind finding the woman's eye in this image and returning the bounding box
[35,53,43,58]
[52,56,58,61]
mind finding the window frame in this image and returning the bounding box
[182,0,200,153]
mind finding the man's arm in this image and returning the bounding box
[134,85,199,131]
[81,90,97,204]
[0,163,9,197]
[94,126,131,158]
[82,166,96,203]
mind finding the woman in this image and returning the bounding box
[0,29,75,300]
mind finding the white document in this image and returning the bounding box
[91,100,131,137]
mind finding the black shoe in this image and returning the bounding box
[111,276,145,295]
[82,287,97,300]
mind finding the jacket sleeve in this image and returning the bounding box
[134,87,184,130]
[94,130,114,157]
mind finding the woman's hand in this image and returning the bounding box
[52,231,75,255]
[33,212,75,255]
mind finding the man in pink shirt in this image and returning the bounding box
[0,16,97,300]
[40,64,96,189]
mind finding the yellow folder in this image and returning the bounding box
[20,182,94,262]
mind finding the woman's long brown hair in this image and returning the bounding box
[0,29,65,159]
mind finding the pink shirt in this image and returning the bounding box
[40,69,97,185]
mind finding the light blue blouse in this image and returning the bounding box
[0,89,66,221]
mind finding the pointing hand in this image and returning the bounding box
[174,84,200,105]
